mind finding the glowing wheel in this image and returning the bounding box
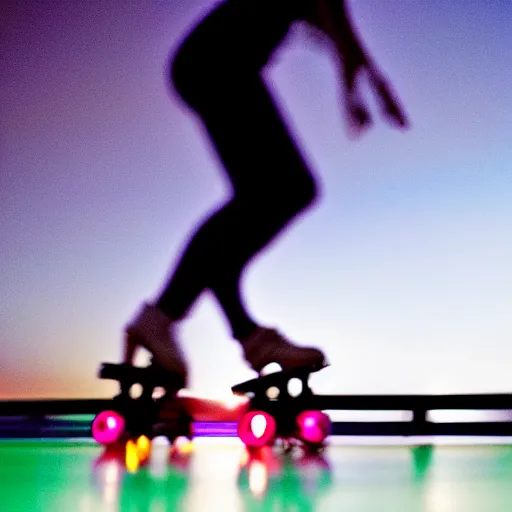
[296,410,331,445]
[92,410,126,445]
[238,410,276,447]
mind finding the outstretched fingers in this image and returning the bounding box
[369,70,410,129]
[341,58,372,137]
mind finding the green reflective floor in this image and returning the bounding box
[1,439,512,512]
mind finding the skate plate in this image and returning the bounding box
[99,362,184,394]
[231,363,327,399]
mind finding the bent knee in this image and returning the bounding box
[266,171,320,219]
[298,171,320,210]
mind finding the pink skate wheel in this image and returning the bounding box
[296,411,331,445]
[92,410,126,445]
[238,411,276,448]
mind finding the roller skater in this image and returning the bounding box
[124,0,409,388]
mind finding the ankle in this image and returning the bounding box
[235,323,261,346]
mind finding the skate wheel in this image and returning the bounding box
[92,410,125,445]
[238,410,276,448]
[296,411,331,445]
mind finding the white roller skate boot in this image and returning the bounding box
[124,303,188,388]
[241,326,327,375]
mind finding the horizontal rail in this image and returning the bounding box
[0,399,113,416]
[329,421,512,436]
[2,394,512,417]
[305,394,512,411]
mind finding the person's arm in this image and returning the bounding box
[319,0,373,133]
[315,0,366,62]
[309,0,409,134]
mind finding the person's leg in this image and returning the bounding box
[158,90,317,329]
[156,74,316,332]
[126,1,326,378]
[152,74,326,372]
[154,199,262,341]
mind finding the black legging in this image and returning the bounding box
[156,0,319,340]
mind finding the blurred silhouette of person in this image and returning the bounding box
[124,0,409,387]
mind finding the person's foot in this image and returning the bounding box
[124,303,188,388]
[240,326,327,374]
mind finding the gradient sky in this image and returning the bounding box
[1,0,511,399]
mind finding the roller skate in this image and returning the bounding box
[240,326,327,375]
[234,326,330,453]
[93,360,193,448]
[92,303,191,448]
[124,302,188,389]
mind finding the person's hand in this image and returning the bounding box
[340,49,410,136]
[311,0,410,135]
[367,66,410,129]
[341,48,373,137]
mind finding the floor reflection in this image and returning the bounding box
[238,446,333,510]
[92,437,193,511]
[91,438,333,512]
[2,438,507,512]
